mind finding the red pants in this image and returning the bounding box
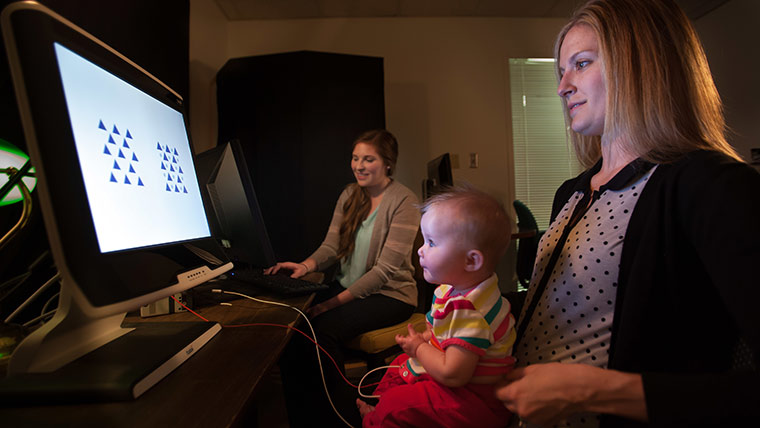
[362,354,511,428]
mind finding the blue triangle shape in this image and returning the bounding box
[118,149,125,159]
[163,153,169,161]
[108,135,116,144]
[112,160,120,170]
[173,148,178,156]
[165,146,171,153]
[175,185,180,193]
[110,172,118,183]
[122,139,130,148]
[112,125,120,135]
[161,163,166,170]
[98,120,107,130]
[177,176,182,184]
[166,183,172,191]
[169,164,175,172]
[178,166,183,174]
[172,156,178,164]
[137,177,144,186]
[168,174,173,182]
[157,142,162,150]
[104,145,111,155]
[132,153,139,162]
[183,186,188,194]
[126,130,132,139]
[129,164,136,173]
[124,175,131,185]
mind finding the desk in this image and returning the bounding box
[1,289,313,428]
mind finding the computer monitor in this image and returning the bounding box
[423,153,454,199]
[194,140,277,270]
[0,1,232,401]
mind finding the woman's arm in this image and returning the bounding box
[306,288,355,318]
[495,363,646,426]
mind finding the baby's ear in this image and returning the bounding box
[464,249,484,272]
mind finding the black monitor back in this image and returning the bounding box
[195,140,276,269]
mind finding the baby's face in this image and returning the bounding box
[417,205,470,287]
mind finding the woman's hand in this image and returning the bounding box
[494,363,646,426]
[306,302,329,318]
[263,261,309,278]
[305,289,355,319]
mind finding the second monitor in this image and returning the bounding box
[195,140,276,270]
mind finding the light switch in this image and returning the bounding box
[469,153,479,168]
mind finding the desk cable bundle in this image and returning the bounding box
[172,289,400,428]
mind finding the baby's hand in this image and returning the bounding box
[395,324,428,358]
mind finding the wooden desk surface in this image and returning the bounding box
[2,290,313,428]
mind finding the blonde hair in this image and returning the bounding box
[556,0,742,169]
[421,184,512,269]
[337,130,399,260]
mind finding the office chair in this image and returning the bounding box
[512,200,542,291]
[345,230,432,370]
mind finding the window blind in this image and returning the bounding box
[509,58,582,230]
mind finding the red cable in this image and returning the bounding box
[169,294,210,322]
[169,295,381,390]
[226,322,381,390]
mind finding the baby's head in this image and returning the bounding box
[418,185,512,289]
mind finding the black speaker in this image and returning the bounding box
[216,51,386,262]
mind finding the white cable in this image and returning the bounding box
[22,308,56,328]
[213,289,356,428]
[5,272,61,323]
[357,365,399,399]
[40,291,60,316]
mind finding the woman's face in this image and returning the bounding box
[557,24,606,137]
[351,142,389,190]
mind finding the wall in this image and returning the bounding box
[189,0,566,208]
[694,0,760,163]
[189,0,228,152]
[188,0,756,290]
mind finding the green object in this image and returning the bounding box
[0,138,37,206]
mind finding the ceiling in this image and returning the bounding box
[213,0,731,21]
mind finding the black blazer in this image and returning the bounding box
[549,150,760,427]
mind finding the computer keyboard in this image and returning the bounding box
[223,268,328,297]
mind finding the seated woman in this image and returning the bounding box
[266,129,420,427]
[495,0,760,427]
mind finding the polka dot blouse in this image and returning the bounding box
[512,163,657,428]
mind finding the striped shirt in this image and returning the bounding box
[403,274,516,380]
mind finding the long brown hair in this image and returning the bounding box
[556,0,742,169]
[336,130,399,260]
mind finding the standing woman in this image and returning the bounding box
[495,0,760,427]
[268,129,420,427]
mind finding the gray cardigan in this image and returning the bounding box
[309,180,420,307]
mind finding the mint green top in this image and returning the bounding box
[308,180,420,307]
[337,207,378,288]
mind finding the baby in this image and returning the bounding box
[357,185,516,428]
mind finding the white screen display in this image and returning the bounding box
[54,43,211,253]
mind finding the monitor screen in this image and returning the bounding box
[195,140,277,269]
[55,42,210,253]
[0,1,232,392]
[423,153,453,199]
